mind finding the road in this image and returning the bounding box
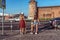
[0,21,50,30]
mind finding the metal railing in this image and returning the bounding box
[0,20,19,35]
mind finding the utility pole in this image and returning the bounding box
[2,7,4,35]
[1,0,6,35]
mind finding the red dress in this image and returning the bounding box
[19,19,25,28]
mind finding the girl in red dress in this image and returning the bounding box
[19,13,26,34]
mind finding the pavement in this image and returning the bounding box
[0,21,60,40]
[0,29,60,40]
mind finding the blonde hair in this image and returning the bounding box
[19,14,24,20]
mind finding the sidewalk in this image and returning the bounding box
[0,29,60,40]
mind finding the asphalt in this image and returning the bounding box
[0,29,60,40]
[0,21,60,40]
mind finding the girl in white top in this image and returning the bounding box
[30,17,39,34]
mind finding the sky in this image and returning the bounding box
[0,0,60,16]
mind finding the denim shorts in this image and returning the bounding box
[31,22,38,25]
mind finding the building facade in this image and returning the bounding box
[0,13,13,21]
[28,0,37,19]
[28,0,60,19]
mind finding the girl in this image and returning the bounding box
[30,15,39,34]
[19,13,26,35]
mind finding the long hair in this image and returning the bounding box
[19,13,24,20]
[34,15,37,20]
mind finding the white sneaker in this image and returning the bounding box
[30,32,33,34]
[35,33,38,34]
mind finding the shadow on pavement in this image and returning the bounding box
[38,25,54,33]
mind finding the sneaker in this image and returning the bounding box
[35,33,38,34]
[30,32,33,34]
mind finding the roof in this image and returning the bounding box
[38,6,60,8]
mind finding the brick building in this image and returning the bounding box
[28,0,60,19]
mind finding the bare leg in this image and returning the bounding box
[31,24,34,32]
[36,24,38,33]
[20,28,22,34]
[22,28,24,34]
[24,28,26,34]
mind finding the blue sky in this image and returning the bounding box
[0,0,60,16]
